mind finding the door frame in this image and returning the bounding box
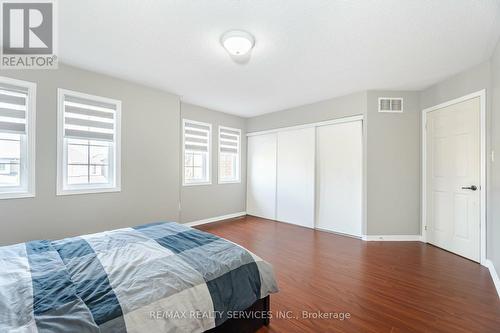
[421,89,486,265]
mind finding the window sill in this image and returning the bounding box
[57,186,121,196]
[218,180,241,184]
[0,191,35,200]
[183,181,212,187]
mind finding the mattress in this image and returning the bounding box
[0,221,278,333]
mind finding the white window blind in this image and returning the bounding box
[63,95,116,142]
[183,119,211,185]
[218,126,241,183]
[184,121,210,152]
[219,127,240,154]
[0,83,29,135]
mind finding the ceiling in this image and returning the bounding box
[59,0,500,117]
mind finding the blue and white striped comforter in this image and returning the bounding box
[0,222,278,333]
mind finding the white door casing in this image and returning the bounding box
[426,97,481,262]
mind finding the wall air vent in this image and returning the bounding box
[378,97,403,113]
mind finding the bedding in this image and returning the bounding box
[0,222,278,333]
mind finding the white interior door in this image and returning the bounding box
[426,97,480,262]
[276,127,315,228]
[316,120,362,237]
[246,133,277,220]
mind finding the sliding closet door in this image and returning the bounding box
[246,133,277,219]
[316,121,362,237]
[276,128,315,228]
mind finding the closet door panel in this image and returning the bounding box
[276,127,315,228]
[246,134,277,219]
[316,121,362,237]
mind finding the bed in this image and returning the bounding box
[0,221,278,333]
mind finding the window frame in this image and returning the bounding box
[57,89,121,196]
[218,125,241,184]
[182,119,212,186]
[0,76,36,200]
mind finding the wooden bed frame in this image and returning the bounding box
[205,296,270,333]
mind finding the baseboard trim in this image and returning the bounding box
[185,212,247,227]
[315,227,362,239]
[485,259,500,298]
[362,235,423,241]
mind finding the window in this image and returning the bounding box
[0,77,36,199]
[218,126,241,183]
[57,89,121,195]
[183,119,211,185]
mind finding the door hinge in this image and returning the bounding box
[424,225,427,231]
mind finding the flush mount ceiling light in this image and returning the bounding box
[221,30,255,56]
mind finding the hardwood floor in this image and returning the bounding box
[197,215,500,333]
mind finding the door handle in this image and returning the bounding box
[461,185,478,191]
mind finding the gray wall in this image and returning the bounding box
[180,103,247,223]
[1,52,498,274]
[246,90,422,236]
[246,91,367,132]
[246,44,500,272]
[366,91,421,235]
[0,64,181,245]
[246,91,368,233]
[491,41,500,276]
[420,62,492,110]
